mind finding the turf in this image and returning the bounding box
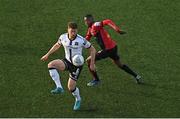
[0,0,180,117]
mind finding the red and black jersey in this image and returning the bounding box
[85,19,121,50]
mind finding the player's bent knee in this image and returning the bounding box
[56,60,66,71]
[48,62,55,68]
[117,62,124,68]
[48,60,66,71]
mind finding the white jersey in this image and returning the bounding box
[58,33,91,63]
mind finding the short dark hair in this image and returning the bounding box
[68,22,78,29]
[84,14,94,21]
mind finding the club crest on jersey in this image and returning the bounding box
[75,42,79,46]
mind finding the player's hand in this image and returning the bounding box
[40,54,49,61]
[90,64,95,71]
[119,31,127,35]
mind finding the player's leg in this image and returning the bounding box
[110,47,142,83]
[86,50,108,86]
[48,59,66,94]
[67,64,83,110]
[68,78,81,110]
[86,56,100,80]
[112,59,138,77]
[112,59,141,83]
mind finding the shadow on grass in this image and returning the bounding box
[79,108,98,112]
[133,82,179,102]
[79,102,99,112]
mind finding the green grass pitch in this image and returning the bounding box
[0,0,180,117]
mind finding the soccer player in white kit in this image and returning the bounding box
[41,22,96,110]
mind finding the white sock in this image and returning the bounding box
[72,87,81,101]
[49,69,62,89]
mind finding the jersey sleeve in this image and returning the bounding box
[85,28,92,41]
[82,38,91,49]
[102,19,121,32]
[57,35,62,45]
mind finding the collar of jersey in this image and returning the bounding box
[67,34,77,41]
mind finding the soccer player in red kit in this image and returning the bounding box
[84,14,142,86]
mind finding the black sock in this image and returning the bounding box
[121,64,137,77]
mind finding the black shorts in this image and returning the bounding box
[95,46,120,61]
[62,59,83,81]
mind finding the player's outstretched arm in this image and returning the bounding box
[88,45,96,71]
[103,19,127,35]
[41,42,61,61]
